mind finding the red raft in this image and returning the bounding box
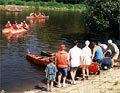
[27,54,99,73]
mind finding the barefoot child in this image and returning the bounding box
[45,57,58,92]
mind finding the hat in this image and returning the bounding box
[85,40,90,46]
[108,40,112,44]
[60,44,66,50]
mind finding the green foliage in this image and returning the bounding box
[85,0,119,32]
[0,0,8,5]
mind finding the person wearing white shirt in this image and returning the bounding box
[104,40,119,69]
[82,40,92,80]
[69,40,82,84]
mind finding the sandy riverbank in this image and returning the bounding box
[23,67,120,93]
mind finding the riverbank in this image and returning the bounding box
[0,4,86,11]
[24,68,120,93]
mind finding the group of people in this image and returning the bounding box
[30,12,45,18]
[5,21,28,30]
[45,40,119,92]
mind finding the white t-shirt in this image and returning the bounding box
[69,46,82,67]
[82,46,92,65]
[101,44,107,52]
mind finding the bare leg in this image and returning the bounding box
[111,59,114,68]
[82,66,85,79]
[63,76,66,84]
[50,81,53,89]
[47,81,49,89]
[86,66,89,77]
[70,71,74,80]
[73,70,77,80]
[58,75,62,84]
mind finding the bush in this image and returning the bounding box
[85,0,119,32]
[0,0,8,5]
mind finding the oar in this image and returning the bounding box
[27,49,30,54]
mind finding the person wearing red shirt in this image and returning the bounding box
[22,21,28,28]
[13,23,19,30]
[38,12,42,17]
[42,13,45,16]
[5,21,12,28]
[56,44,69,88]
[33,13,37,18]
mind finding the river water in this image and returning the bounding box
[0,10,119,93]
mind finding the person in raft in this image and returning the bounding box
[38,12,42,17]
[68,40,82,84]
[103,40,119,70]
[13,21,19,30]
[5,21,12,28]
[42,12,45,16]
[56,44,69,87]
[30,13,33,17]
[45,57,58,92]
[22,21,28,28]
[82,40,92,80]
[33,13,37,17]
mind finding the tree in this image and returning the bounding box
[85,0,119,32]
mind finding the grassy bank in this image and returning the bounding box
[0,0,86,11]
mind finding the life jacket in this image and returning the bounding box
[38,14,42,17]
[13,24,18,29]
[33,13,37,17]
[6,23,11,28]
[22,22,27,28]
[42,13,45,16]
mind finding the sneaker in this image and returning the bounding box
[50,88,53,92]
[81,78,85,81]
[86,76,89,80]
[58,83,61,88]
[62,83,66,87]
[73,80,76,85]
[71,80,74,84]
[108,68,114,71]
[46,88,50,92]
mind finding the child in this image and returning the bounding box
[45,57,58,92]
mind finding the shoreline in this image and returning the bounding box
[24,68,120,93]
[0,5,86,12]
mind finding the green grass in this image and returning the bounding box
[114,81,119,85]
[0,0,86,11]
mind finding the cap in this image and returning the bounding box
[60,44,66,50]
[108,40,112,44]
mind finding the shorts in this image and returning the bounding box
[93,59,103,67]
[57,68,67,76]
[101,59,112,69]
[112,52,119,60]
[70,67,78,71]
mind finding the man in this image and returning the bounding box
[56,44,69,87]
[98,41,107,53]
[69,40,82,84]
[104,40,119,69]
[5,21,12,28]
[98,41,112,57]
[91,42,103,67]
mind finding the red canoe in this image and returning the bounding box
[27,54,99,73]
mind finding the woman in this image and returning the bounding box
[82,40,92,80]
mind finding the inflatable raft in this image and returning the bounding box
[2,28,27,34]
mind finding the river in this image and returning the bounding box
[0,10,119,93]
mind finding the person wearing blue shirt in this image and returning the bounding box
[45,57,58,92]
